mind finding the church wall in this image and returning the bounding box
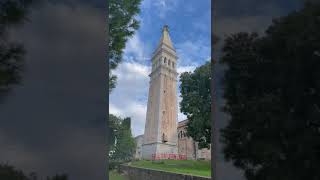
[177,120,211,160]
[141,143,158,160]
[134,135,144,160]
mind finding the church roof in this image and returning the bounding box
[178,119,189,128]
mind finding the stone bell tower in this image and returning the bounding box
[142,25,178,160]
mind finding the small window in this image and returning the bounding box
[164,57,167,63]
[162,133,168,143]
[168,60,171,66]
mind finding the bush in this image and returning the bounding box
[109,161,121,170]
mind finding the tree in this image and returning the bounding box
[109,114,135,163]
[221,3,320,180]
[0,163,29,180]
[0,163,69,180]
[108,0,141,93]
[0,0,33,101]
[180,61,211,148]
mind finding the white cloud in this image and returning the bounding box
[123,32,151,63]
[176,39,210,66]
[109,103,123,116]
[110,60,198,136]
[110,61,149,136]
[141,0,179,19]
[177,65,196,74]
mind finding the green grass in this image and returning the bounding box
[109,170,127,180]
[129,160,211,177]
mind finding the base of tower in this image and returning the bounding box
[141,142,178,160]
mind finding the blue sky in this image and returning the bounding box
[109,0,211,137]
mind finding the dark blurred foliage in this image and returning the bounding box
[0,0,33,101]
[0,163,68,180]
[221,3,320,180]
[0,163,29,180]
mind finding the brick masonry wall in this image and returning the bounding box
[118,164,211,180]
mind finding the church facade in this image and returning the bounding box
[138,25,210,160]
[135,119,211,160]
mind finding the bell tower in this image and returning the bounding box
[142,25,178,160]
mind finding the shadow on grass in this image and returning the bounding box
[129,160,211,177]
[109,170,128,180]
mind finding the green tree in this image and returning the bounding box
[221,3,320,180]
[109,115,136,163]
[0,0,33,101]
[108,0,141,93]
[180,61,211,149]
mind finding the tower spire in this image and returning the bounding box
[158,25,174,49]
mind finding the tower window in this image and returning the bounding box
[164,57,167,64]
[162,133,168,143]
[168,60,171,66]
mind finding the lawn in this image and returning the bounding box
[129,160,211,177]
[109,170,127,180]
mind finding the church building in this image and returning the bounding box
[137,25,210,160]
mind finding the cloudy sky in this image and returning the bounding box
[0,0,305,180]
[109,0,211,137]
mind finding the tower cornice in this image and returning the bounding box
[152,47,178,61]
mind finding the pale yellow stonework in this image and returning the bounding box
[139,25,211,160]
[141,25,178,159]
[136,119,211,160]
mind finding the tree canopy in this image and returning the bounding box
[0,0,33,101]
[108,0,141,93]
[221,3,320,180]
[180,61,211,149]
[108,114,136,163]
